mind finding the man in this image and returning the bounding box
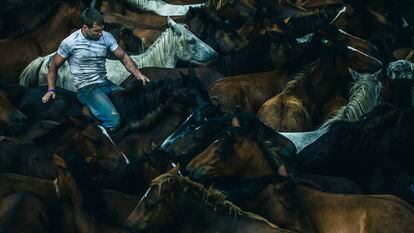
[42,8,149,134]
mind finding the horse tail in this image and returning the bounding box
[19,56,45,87]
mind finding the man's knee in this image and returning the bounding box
[105,110,121,131]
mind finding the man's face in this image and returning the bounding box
[83,23,104,41]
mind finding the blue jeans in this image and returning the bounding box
[77,80,124,132]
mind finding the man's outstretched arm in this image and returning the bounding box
[113,47,150,85]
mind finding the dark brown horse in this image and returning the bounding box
[124,168,296,233]
[0,173,139,229]
[53,153,127,233]
[0,0,91,83]
[297,103,414,205]
[0,90,28,135]
[0,191,57,233]
[0,0,60,39]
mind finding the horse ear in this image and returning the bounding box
[53,154,66,169]
[166,164,180,175]
[348,68,361,81]
[231,116,240,127]
[168,17,182,36]
[167,17,176,27]
[373,69,382,79]
[283,16,291,25]
[228,129,242,143]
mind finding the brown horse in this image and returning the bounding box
[124,168,296,233]
[53,153,127,233]
[208,70,293,113]
[0,0,60,39]
[257,42,382,131]
[0,0,91,83]
[0,90,28,135]
[0,173,140,229]
[0,191,56,233]
[232,177,414,233]
[185,124,362,194]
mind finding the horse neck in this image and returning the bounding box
[240,141,275,178]
[321,79,380,128]
[0,174,55,201]
[132,28,178,68]
[175,187,279,233]
[34,2,81,52]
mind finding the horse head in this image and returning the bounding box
[167,17,219,65]
[0,90,28,135]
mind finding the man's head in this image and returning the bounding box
[81,8,104,41]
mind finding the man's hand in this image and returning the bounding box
[42,91,56,103]
[136,73,150,85]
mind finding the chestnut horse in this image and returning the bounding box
[225,176,414,233]
[0,0,91,83]
[124,169,296,233]
[258,42,382,131]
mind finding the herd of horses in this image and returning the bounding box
[1,0,414,232]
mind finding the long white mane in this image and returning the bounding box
[126,0,205,16]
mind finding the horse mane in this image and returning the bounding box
[214,34,274,75]
[282,10,329,37]
[104,23,143,54]
[62,152,115,223]
[110,78,194,129]
[150,173,281,229]
[320,73,382,128]
[132,27,177,67]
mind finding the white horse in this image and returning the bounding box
[387,59,414,107]
[126,0,205,16]
[280,68,383,153]
[19,17,218,92]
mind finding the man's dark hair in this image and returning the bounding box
[81,8,104,28]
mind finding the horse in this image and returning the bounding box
[0,80,82,124]
[257,41,382,131]
[224,175,414,233]
[297,103,414,205]
[53,153,127,233]
[385,59,414,108]
[0,0,92,83]
[103,22,144,56]
[183,6,249,55]
[124,168,296,233]
[112,0,205,16]
[0,191,59,233]
[279,67,383,153]
[0,90,28,136]
[0,0,60,39]
[19,17,218,92]
[120,66,223,90]
[208,70,293,113]
[0,173,140,229]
